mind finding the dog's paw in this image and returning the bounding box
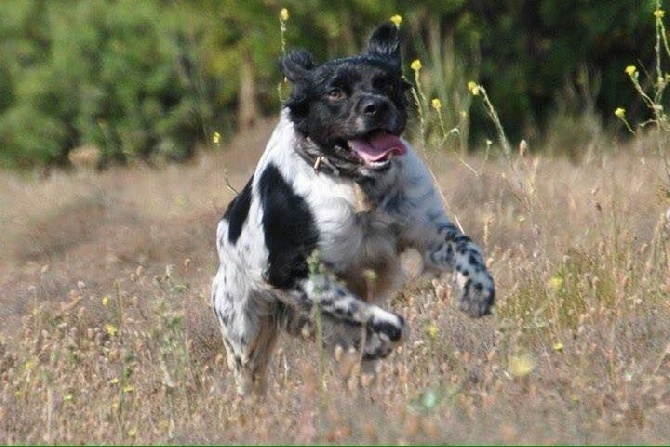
[360,312,405,359]
[456,268,495,317]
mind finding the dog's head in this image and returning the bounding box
[280,22,410,178]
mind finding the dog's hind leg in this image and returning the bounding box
[212,274,279,395]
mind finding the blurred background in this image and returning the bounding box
[0,0,660,170]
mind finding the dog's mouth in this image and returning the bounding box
[347,130,406,168]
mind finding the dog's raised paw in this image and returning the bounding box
[355,312,405,359]
[458,270,495,317]
[370,312,404,341]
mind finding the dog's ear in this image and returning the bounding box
[279,50,317,82]
[365,22,401,67]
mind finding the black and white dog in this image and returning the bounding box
[212,23,495,395]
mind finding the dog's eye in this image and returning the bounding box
[327,88,346,101]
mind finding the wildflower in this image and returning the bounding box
[102,296,109,307]
[212,131,221,145]
[411,59,422,71]
[280,8,289,22]
[625,65,637,76]
[123,385,134,394]
[508,353,535,377]
[390,14,402,28]
[552,342,564,352]
[105,324,118,337]
[468,81,481,96]
[426,323,440,340]
[548,275,564,291]
[615,107,626,119]
[654,8,665,19]
[431,98,442,110]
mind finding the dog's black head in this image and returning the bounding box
[280,22,410,178]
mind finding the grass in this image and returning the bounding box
[0,114,669,443]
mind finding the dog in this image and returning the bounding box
[212,22,495,395]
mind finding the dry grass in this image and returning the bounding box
[0,121,669,444]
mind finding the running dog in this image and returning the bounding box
[212,22,495,395]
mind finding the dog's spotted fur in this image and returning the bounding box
[212,23,495,395]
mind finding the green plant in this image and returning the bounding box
[616,0,670,197]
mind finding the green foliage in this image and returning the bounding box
[0,0,217,169]
[0,0,663,169]
[466,0,657,147]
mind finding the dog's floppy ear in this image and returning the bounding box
[279,50,317,82]
[365,22,401,67]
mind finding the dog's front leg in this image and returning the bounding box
[427,222,495,316]
[281,273,405,359]
[363,146,495,316]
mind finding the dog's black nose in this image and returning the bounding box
[361,96,388,117]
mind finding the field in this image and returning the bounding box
[0,119,669,444]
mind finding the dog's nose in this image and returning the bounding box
[361,96,388,117]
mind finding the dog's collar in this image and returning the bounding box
[299,151,341,176]
[295,137,352,177]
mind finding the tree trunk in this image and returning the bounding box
[238,49,256,131]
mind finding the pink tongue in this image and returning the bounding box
[349,132,406,163]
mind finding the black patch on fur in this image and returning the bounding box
[223,175,254,244]
[258,163,320,289]
[371,316,404,342]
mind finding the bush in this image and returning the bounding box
[0,0,663,169]
[0,0,216,169]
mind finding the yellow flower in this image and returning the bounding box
[390,14,402,28]
[508,353,535,377]
[212,131,221,145]
[105,324,118,337]
[426,323,440,340]
[625,65,637,76]
[654,8,665,19]
[102,296,109,307]
[468,81,480,96]
[548,275,564,291]
[552,342,564,352]
[614,107,626,119]
[280,8,289,22]
[411,59,422,71]
[431,98,442,110]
